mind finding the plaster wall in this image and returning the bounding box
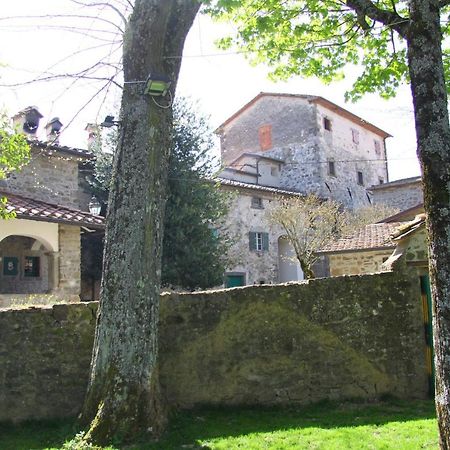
[0,218,59,252]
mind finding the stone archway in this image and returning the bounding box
[0,235,53,294]
[278,236,303,282]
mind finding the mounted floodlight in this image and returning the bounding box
[144,73,171,97]
[100,115,120,128]
[88,196,102,216]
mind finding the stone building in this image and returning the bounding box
[217,178,304,287]
[217,92,391,209]
[216,92,391,286]
[370,176,423,211]
[0,107,104,307]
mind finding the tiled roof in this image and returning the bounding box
[1,191,105,230]
[318,222,402,254]
[31,139,94,160]
[215,177,305,197]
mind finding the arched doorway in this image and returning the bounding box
[0,235,51,294]
[278,236,303,282]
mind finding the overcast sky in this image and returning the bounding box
[0,1,421,181]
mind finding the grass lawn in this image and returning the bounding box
[0,399,438,450]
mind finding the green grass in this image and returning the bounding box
[0,400,438,450]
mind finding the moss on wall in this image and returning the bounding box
[0,264,428,423]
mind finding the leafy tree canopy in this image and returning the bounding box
[0,111,30,219]
[204,0,449,100]
[89,99,230,290]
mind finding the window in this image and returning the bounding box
[357,171,364,186]
[374,139,381,156]
[270,166,278,177]
[378,177,384,185]
[249,232,269,251]
[24,256,40,277]
[323,117,332,131]
[328,160,336,177]
[258,124,272,151]
[251,197,264,209]
[352,129,360,145]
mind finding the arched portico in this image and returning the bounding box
[278,236,304,282]
[0,226,59,295]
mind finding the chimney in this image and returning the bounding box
[45,117,63,143]
[12,106,43,138]
[85,123,100,151]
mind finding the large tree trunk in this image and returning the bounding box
[80,0,200,445]
[406,1,450,447]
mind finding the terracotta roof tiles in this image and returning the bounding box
[1,191,105,229]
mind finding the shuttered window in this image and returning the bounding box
[249,232,269,251]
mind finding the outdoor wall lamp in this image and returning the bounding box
[100,115,121,128]
[89,196,102,216]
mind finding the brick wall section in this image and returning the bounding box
[328,250,393,276]
[0,265,428,423]
[57,225,81,299]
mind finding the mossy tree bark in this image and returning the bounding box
[80,0,200,445]
[406,1,450,447]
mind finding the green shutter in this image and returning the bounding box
[249,232,256,250]
[262,232,269,251]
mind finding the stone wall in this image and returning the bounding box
[372,179,423,211]
[57,225,81,299]
[328,249,394,277]
[221,186,303,285]
[0,266,428,423]
[1,150,81,209]
[218,95,388,210]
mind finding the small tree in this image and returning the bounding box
[269,195,398,278]
[269,195,344,278]
[87,100,230,290]
[0,112,30,219]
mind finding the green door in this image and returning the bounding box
[225,274,245,288]
[420,275,435,396]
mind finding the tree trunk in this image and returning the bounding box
[80,0,200,445]
[406,1,450,447]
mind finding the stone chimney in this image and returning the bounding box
[85,123,100,151]
[45,117,63,144]
[12,106,43,138]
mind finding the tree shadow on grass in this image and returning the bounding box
[0,399,436,450]
[143,399,436,450]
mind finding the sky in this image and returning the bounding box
[0,1,421,181]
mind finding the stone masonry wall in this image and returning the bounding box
[372,181,423,211]
[328,249,394,277]
[56,225,81,299]
[1,150,81,209]
[0,266,428,423]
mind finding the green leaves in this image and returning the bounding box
[204,0,436,100]
[0,112,30,219]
